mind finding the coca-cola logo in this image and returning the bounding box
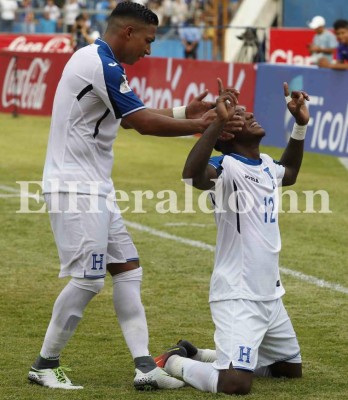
[2,57,51,110]
[7,36,72,53]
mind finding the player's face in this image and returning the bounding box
[335,27,348,44]
[125,23,157,65]
[234,105,265,138]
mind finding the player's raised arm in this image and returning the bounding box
[279,82,310,186]
[147,89,215,119]
[182,79,238,190]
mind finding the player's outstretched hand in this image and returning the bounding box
[215,78,238,123]
[186,90,215,119]
[215,78,241,140]
[284,82,310,126]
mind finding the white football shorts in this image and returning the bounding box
[210,298,301,372]
[45,193,139,279]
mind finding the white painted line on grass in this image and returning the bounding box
[164,222,215,227]
[280,267,348,295]
[338,157,348,171]
[125,220,348,295]
[125,220,215,252]
[1,184,347,295]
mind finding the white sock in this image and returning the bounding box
[166,356,218,393]
[193,349,217,362]
[40,279,100,359]
[112,267,149,359]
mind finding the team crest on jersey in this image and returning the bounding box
[120,75,132,94]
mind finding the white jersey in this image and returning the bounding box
[42,38,145,197]
[208,153,286,302]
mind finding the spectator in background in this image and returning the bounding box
[0,0,18,32]
[20,0,36,33]
[318,19,348,70]
[307,15,337,65]
[170,0,187,27]
[71,12,98,51]
[94,0,116,36]
[179,16,202,59]
[44,0,61,22]
[64,0,80,33]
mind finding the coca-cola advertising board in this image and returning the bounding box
[126,57,256,112]
[0,52,71,115]
[0,34,73,53]
[267,28,315,65]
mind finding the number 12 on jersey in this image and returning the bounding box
[264,196,276,223]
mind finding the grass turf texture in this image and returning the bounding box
[0,113,347,400]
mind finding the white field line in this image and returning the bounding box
[164,222,215,227]
[338,157,348,171]
[1,184,347,295]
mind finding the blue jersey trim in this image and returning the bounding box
[230,153,262,166]
[209,155,224,169]
[209,155,224,177]
[96,39,145,119]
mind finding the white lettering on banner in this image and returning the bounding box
[269,49,312,65]
[293,96,348,155]
[7,35,72,53]
[129,59,246,108]
[2,57,51,110]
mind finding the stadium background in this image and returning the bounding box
[0,0,347,399]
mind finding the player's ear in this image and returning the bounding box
[124,25,134,39]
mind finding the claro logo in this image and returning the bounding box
[129,58,247,108]
[308,96,348,154]
[285,96,348,155]
[2,57,51,110]
[269,49,312,66]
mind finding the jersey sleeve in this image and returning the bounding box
[208,155,225,177]
[96,50,145,119]
[272,159,286,180]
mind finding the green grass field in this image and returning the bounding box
[0,113,347,400]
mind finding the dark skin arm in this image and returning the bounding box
[182,78,239,189]
[280,82,310,186]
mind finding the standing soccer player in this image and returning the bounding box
[28,1,227,391]
[155,80,309,395]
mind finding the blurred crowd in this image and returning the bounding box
[0,0,243,36]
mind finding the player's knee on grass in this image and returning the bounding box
[270,361,302,378]
[217,369,253,395]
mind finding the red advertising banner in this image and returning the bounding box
[0,50,256,116]
[126,57,256,112]
[267,28,315,65]
[0,51,71,116]
[0,33,73,53]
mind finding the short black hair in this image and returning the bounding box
[110,1,159,26]
[333,19,348,30]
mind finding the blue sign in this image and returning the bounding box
[283,0,347,28]
[254,64,348,157]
